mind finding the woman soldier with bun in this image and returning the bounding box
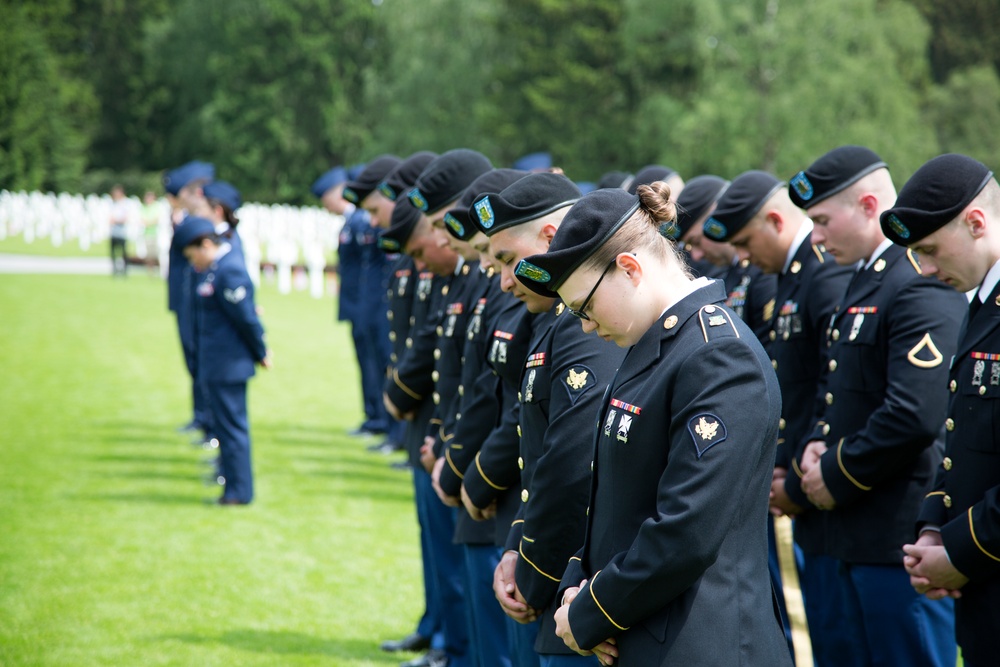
[515,182,791,666]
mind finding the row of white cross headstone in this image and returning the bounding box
[0,190,345,298]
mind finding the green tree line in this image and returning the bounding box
[2,0,998,203]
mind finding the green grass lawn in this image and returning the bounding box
[0,273,420,666]
[0,235,108,258]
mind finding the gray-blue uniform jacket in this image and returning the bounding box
[506,301,626,655]
[917,278,1000,665]
[560,281,791,666]
[771,237,853,554]
[787,245,965,563]
[194,244,267,382]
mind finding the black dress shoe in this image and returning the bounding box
[381,633,431,653]
[390,460,413,471]
[400,649,447,667]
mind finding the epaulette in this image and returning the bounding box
[905,249,922,275]
[811,244,826,263]
[697,305,741,343]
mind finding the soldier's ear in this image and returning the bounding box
[616,253,642,284]
[759,210,780,235]
[964,207,988,240]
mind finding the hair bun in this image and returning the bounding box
[636,181,676,224]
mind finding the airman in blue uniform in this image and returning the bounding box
[176,217,269,505]
[314,163,395,438]
[203,181,244,262]
[515,182,791,667]
[882,154,1000,667]
[163,161,215,438]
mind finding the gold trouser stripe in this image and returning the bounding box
[968,508,1000,562]
[774,515,813,667]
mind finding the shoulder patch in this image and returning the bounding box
[564,365,596,405]
[689,414,727,458]
[223,285,247,304]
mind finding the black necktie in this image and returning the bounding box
[969,290,984,323]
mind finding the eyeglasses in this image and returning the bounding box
[567,259,617,321]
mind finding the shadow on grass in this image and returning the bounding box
[160,629,397,662]
[94,468,204,481]
[91,453,199,466]
[73,492,202,505]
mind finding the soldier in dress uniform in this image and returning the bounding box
[885,154,1000,667]
[404,149,511,667]
[320,160,397,438]
[175,217,270,505]
[704,170,853,666]
[513,183,791,667]
[669,174,776,344]
[434,168,535,667]
[437,168,544,667]
[163,161,216,440]
[780,146,963,666]
[371,152,440,456]
[473,173,626,667]
[381,195,470,667]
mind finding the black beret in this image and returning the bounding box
[703,171,784,242]
[597,170,633,190]
[880,153,994,245]
[172,216,216,248]
[517,188,640,297]
[443,169,528,241]
[627,165,678,195]
[670,175,730,240]
[788,145,887,209]
[407,149,493,215]
[343,155,401,204]
[377,151,438,202]
[378,199,423,253]
[470,172,581,237]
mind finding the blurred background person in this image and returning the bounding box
[108,184,131,277]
